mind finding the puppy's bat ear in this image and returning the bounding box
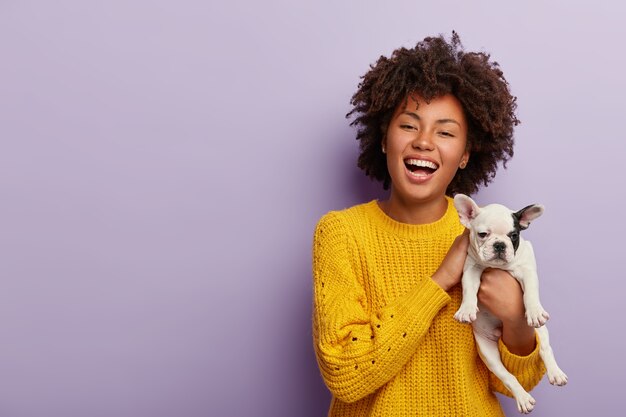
[453,194,480,228]
[514,204,544,230]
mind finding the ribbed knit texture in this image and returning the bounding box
[312,197,546,416]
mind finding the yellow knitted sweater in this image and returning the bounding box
[312,197,546,416]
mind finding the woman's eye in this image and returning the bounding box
[400,124,416,130]
[439,131,454,137]
[478,232,488,238]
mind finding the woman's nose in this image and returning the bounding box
[412,132,435,150]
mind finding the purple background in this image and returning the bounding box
[1,1,623,416]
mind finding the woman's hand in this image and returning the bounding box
[478,268,536,355]
[478,268,526,325]
[432,229,469,291]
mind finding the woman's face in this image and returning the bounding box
[383,93,469,205]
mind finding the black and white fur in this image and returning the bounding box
[453,194,567,414]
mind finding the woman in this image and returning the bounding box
[312,33,545,416]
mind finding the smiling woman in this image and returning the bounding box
[348,32,518,200]
[380,93,469,224]
[312,32,545,417]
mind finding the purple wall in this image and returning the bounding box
[1,1,622,416]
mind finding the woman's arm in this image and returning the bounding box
[312,213,467,403]
[478,268,546,394]
[479,269,536,354]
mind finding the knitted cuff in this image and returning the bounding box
[394,277,452,319]
[498,330,545,381]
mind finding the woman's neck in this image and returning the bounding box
[377,194,448,225]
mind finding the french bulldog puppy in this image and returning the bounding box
[453,194,567,414]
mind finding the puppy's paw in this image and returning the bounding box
[548,367,568,386]
[525,306,550,328]
[515,391,536,414]
[454,304,479,324]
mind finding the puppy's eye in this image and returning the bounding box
[510,232,519,240]
[478,232,488,238]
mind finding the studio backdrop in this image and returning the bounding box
[1,1,624,416]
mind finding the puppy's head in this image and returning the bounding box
[453,194,544,265]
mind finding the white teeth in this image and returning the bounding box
[404,159,438,170]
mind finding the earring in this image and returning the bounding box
[382,145,386,154]
[459,160,467,169]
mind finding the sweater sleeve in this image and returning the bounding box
[312,212,451,403]
[489,331,546,396]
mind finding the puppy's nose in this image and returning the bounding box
[493,242,506,253]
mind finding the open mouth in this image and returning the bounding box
[404,158,439,177]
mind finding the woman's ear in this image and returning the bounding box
[461,148,470,168]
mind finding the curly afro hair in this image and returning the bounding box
[347,32,519,196]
